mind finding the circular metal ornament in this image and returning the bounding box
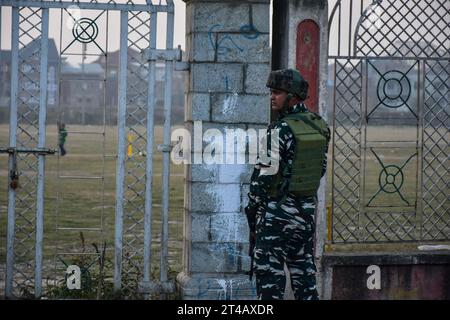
[378,164,404,194]
[72,18,99,44]
[376,70,411,108]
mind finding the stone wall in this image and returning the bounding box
[177,0,271,300]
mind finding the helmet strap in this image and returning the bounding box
[282,93,294,112]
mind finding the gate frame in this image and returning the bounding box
[0,0,181,299]
[328,0,449,245]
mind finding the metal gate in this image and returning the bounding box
[0,0,180,299]
[329,0,449,243]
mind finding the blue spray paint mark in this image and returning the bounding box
[208,24,244,56]
[225,76,229,91]
[208,24,218,51]
[240,23,260,40]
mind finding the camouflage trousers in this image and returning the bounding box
[254,195,319,300]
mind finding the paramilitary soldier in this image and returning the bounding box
[245,69,330,300]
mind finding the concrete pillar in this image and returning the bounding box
[177,0,271,299]
[272,0,330,299]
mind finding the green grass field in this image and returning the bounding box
[0,124,185,297]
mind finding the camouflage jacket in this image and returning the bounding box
[247,103,330,212]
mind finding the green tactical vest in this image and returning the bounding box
[268,111,329,198]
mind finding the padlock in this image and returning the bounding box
[10,171,19,190]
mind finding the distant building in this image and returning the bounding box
[60,60,105,124]
[93,49,185,125]
[0,42,186,125]
[0,38,59,117]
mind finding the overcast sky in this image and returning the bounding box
[0,0,187,59]
[3,0,429,64]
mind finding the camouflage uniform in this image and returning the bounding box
[246,103,329,300]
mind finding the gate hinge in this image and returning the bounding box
[142,45,190,71]
[143,45,182,62]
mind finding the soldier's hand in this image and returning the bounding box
[249,231,256,244]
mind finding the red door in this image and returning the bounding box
[296,20,320,113]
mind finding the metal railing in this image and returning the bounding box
[328,0,449,243]
[0,0,179,298]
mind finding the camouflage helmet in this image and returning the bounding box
[266,68,308,100]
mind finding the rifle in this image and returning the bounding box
[245,206,257,281]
